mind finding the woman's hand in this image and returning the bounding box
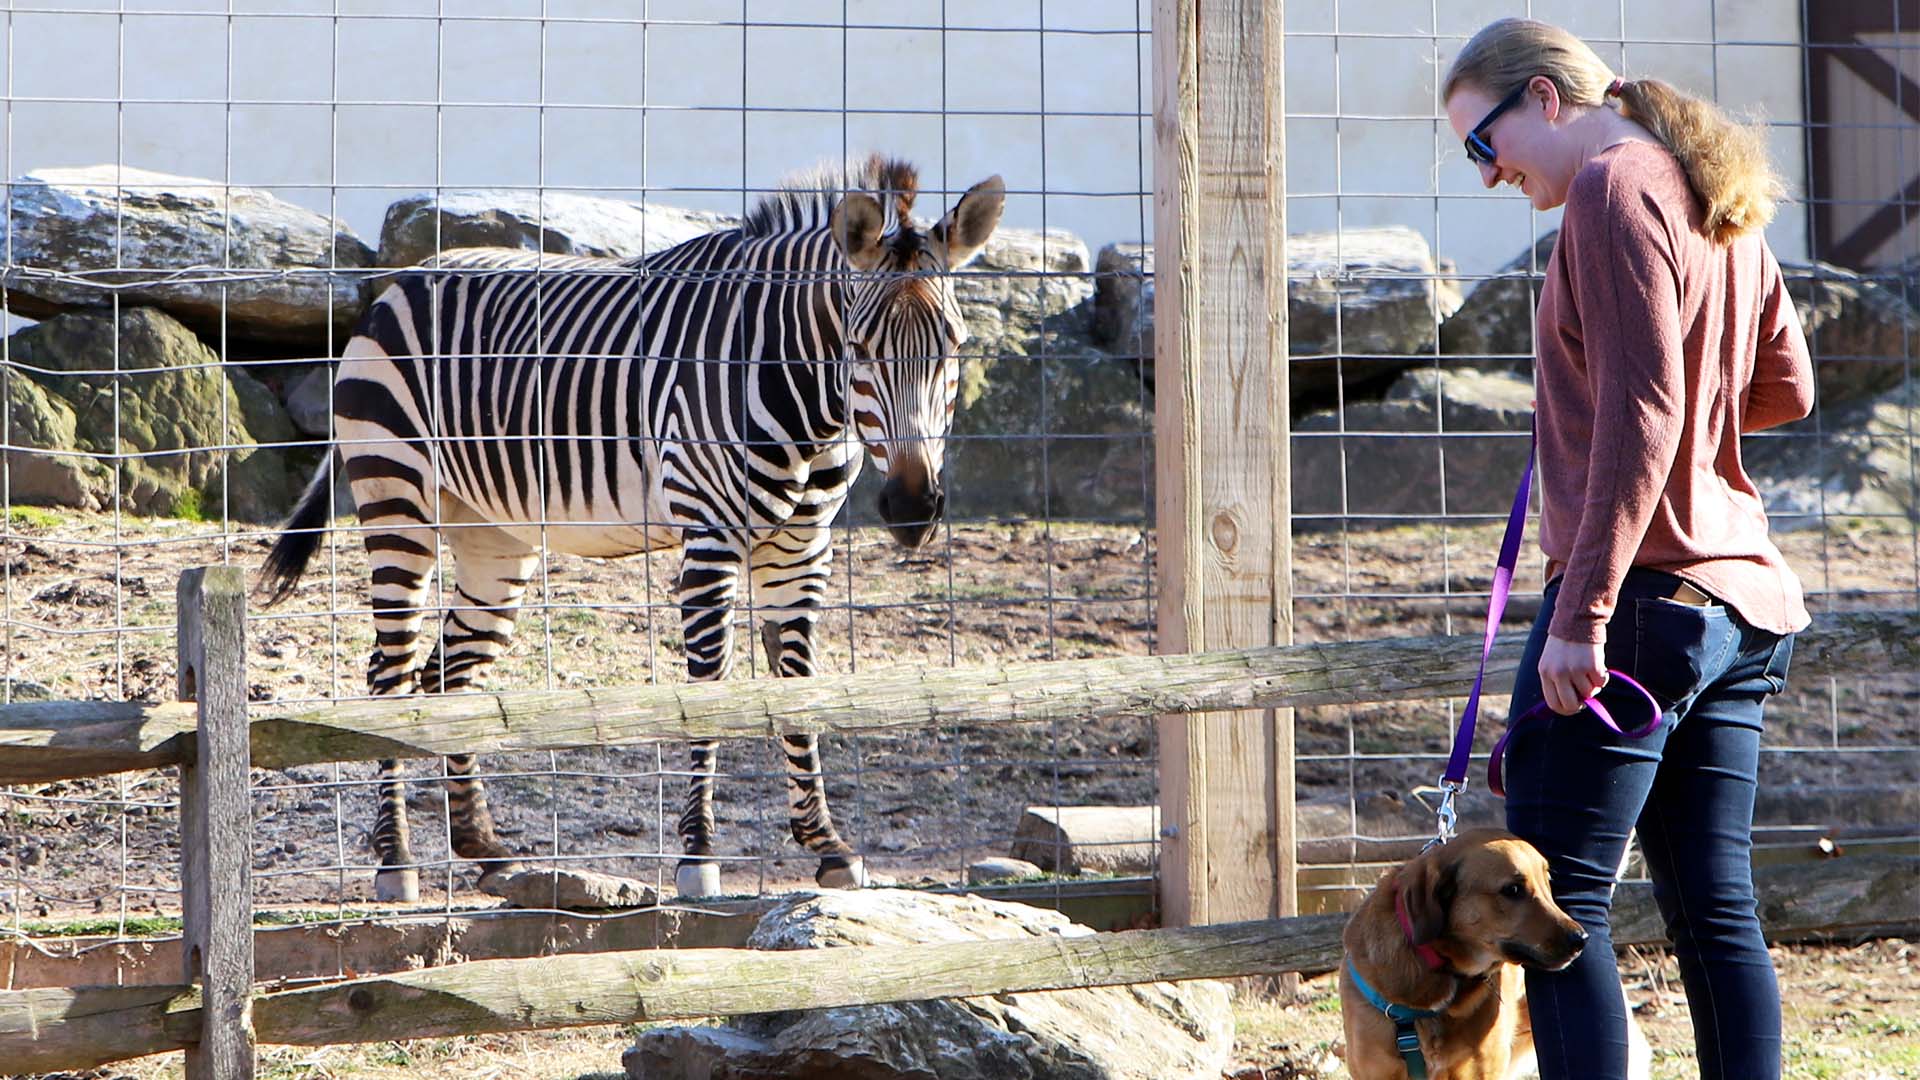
[1538,635,1608,715]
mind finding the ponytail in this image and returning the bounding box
[1615,77,1783,243]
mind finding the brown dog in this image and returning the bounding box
[1338,827,1649,1080]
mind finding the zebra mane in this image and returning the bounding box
[742,154,919,238]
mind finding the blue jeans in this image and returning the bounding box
[1505,570,1792,1080]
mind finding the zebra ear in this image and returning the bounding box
[933,175,1006,270]
[831,192,888,270]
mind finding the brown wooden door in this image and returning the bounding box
[1808,1,1920,270]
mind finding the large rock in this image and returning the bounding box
[3,375,112,511]
[623,889,1232,1080]
[1088,228,1465,410]
[1293,365,1535,522]
[1089,242,1152,369]
[1436,232,1559,362]
[944,315,1152,523]
[1745,382,1919,525]
[6,308,298,521]
[952,227,1095,363]
[1782,261,1920,406]
[376,190,738,268]
[1,165,373,349]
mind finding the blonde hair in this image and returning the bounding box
[1443,18,1782,244]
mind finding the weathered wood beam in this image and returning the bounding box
[3,611,1915,783]
[5,856,1912,1071]
[175,566,258,1079]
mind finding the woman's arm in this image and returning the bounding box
[1742,249,1815,433]
[1547,170,1689,651]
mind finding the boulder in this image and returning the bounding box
[1,165,373,348]
[952,226,1095,363]
[1088,228,1465,409]
[283,365,335,437]
[1745,383,1918,525]
[623,889,1232,1080]
[376,189,738,268]
[1436,232,1559,362]
[1782,261,1920,406]
[1089,242,1152,369]
[1293,365,1535,522]
[3,374,111,511]
[6,308,298,521]
[944,314,1153,523]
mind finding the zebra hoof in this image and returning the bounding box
[815,856,868,890]
[374,867,420,903]
[675,862,722,898]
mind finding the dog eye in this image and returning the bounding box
[1501,881,1526,899]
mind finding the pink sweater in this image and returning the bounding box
[1535,141,1814,644]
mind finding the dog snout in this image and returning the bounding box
[1563,923,1589,957]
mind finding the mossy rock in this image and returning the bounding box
[6,307,297,520]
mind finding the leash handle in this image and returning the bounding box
[1488,669,1662,796]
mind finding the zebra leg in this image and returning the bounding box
[349,479,440,903]
[753,527,866,889]
[419,520,539,893]
[675,533,744,898]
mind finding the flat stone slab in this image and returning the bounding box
[967,857,1044,885]
[488,867,659,911]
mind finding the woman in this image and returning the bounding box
[1442,19,1813,1080]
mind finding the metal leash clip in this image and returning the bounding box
[1413,778,1467,852]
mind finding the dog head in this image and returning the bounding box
[1397,827,1587,975]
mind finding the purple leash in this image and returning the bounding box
[1429,427,1663,843]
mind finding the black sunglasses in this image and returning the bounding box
[1463,82,1532,167]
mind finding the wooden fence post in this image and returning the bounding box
[177,566,256,1078]
[1152,0,1295,932]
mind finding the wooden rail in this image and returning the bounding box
[5,853,1913,1071]
[5,609,1915,785]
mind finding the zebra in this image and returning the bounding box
[260,155,1005,901]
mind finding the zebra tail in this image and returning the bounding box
[259,454,338,607]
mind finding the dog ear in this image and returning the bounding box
[1400,854,1459,945]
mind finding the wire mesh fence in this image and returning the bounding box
[0,1,1163,961]
[0,0,1913,997]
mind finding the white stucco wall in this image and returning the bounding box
[0,0,1805,281]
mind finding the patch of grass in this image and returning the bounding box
[170,487,207,522]
[5,504,65,528]
[18,909,393,937]
[18,914,184,937]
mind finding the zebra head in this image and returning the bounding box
[831,172,1006,549]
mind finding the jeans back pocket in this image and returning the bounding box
[1629,598,1736,710]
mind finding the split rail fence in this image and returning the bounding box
[1,566,1916,1074]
